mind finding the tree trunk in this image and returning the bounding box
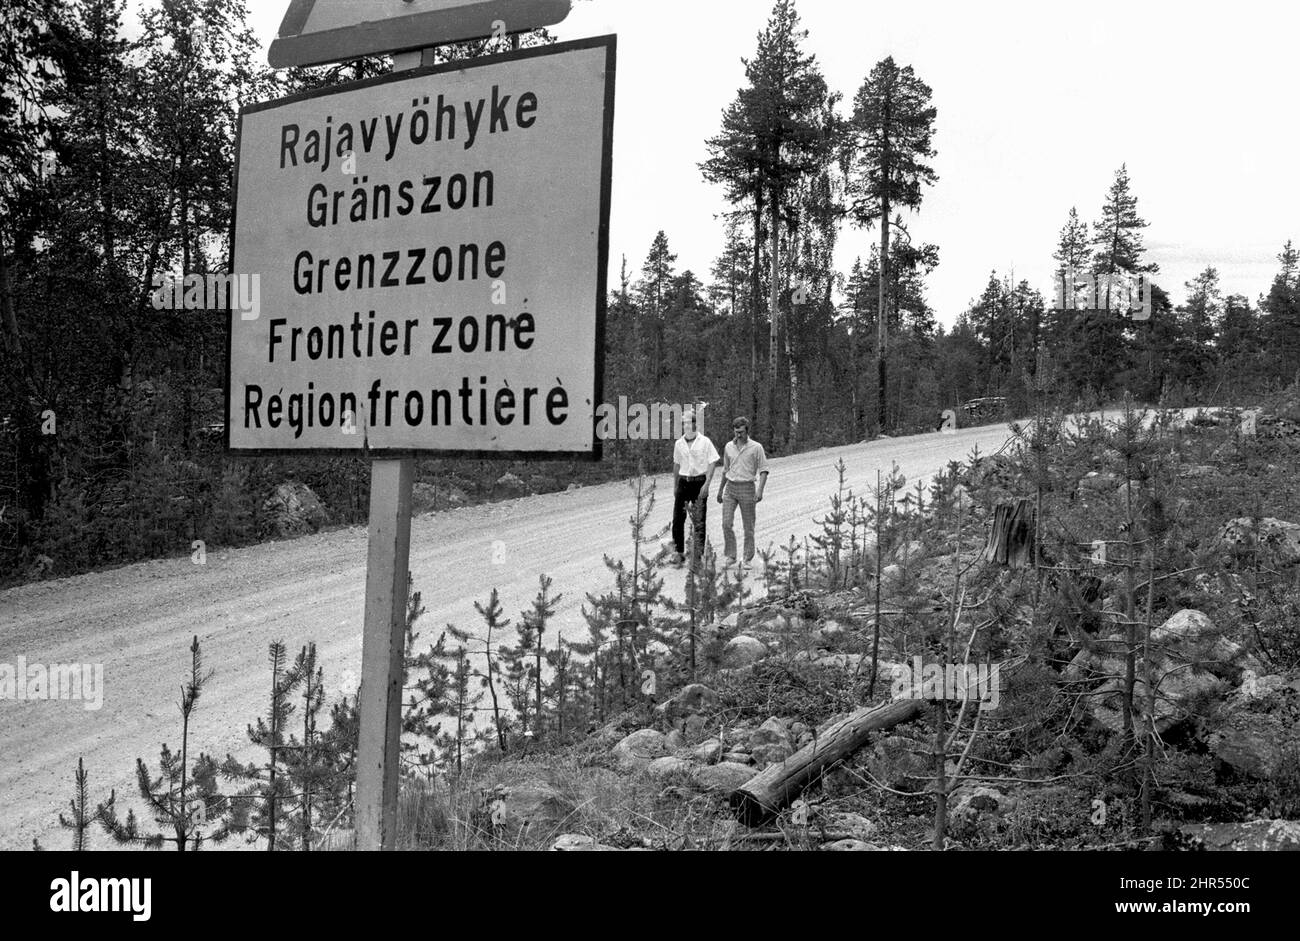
[750,197,763,423]
[984,499,1035,568]
[768,194,780,437]
[731,697,925,825]
[877,101,891,434]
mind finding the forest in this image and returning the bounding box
[1,0,1297,589]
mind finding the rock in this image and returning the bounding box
[565,483,582,492]
[1089,671,1226,734]
[813,620,847,645]
[1210,711,1290,780]
[552,833,624,851]
[1218,517,1300,565]
[882,564,902,582]
[1178,464,1218,480]
[1153,609,1247,677]
[664,729,685,750]
[822,839,879,851]
[527,475,561,494]
[750,718,794,769]
[28,554,55,579]
[646,756,697,781]
[695,762,755,793]
[261,482,329,537]
[753,613,789,635]
[790,721,809,738]
[812,652,863,671]
[894,539,926,561]
[484,785,576,838]
[948,786,1017,838]
[826,812,878,840]
[722,751,753,765]
[721,635,769,669]
[494,472,529,498]
[1172,820,1300,851]
[411,481,470,514]
[1078,472,1119,493]
[692,738,723,764]
[612,729,668,770]
[681,713,709,744]
[655,683,719,722]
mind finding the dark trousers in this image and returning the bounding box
[672,475,708,557]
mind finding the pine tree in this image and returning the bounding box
[221,640,302,850]
[98,636,231,850]
[57,757,98,850]
[1261,240,1300,377]
[845,56,939,433]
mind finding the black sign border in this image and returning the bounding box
[225,34,614,462]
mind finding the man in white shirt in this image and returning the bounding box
[670,408,720,567]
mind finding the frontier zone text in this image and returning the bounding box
[244,377,570,440]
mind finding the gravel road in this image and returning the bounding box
[0,421,1025,849]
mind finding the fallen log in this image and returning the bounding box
[729,697,927,826]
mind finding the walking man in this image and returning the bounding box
[670,408,719,567]
[716,416,769,573]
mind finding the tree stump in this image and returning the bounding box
[984,498,1035,568]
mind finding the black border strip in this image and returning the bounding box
[225,35,615,462]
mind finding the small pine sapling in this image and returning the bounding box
[98,636,231,850]
[57,757,98,850]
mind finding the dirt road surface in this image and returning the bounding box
[1,421,1027,849]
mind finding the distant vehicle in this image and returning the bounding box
[961,397,1007,423]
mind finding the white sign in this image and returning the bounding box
[269,0,573,69]
[227,37,614,457]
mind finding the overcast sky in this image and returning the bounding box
[139,0,1300,326]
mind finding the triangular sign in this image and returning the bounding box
[269,0,572,69]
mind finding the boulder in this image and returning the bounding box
[261,482,329,537]
[812,652,863,671]
[722,751,753,765]
[1210,712,1288,780]
[721,635,769,669]
[664,729,685,750]
[1078,472,1119,493]
[1089,670,1226,734]
[565,483,582,492]
[411,481,470,514]
[822,839,879,851]
[948,786,1017,838]
[494,472,529,498]
[528,475,561,494]
[646,756,697,781]
[656,683,719,722]
[749,717,795,769]
[1218,517,1300,565]
[813,620,848,645]
[695,762,755,793]
[552,833,624,851]
[1172,820,1300,851]
[692,738,723,764]
[483,785,576,839]
[1153,609,1246,677]
[612,729,669,771]
[826,812,878,841]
